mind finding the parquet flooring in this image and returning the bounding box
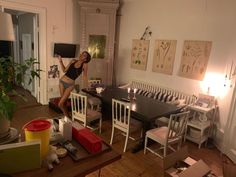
[10,89,224,177]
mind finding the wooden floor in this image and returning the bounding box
[11,89,224,177]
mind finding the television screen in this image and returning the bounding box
[0,41,13,58]
[53,43,78,58]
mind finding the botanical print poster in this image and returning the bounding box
[178,40,212,80]
[131,39,150,70]
[88,35,106,59]
[152,40,177,75]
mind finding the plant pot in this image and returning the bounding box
[0,118,10,138]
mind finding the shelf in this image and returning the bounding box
[188,105,214,113]
[185,135,208,144]
[187,120,211,129]
[185,104,216,148]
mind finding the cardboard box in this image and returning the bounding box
[157,146,211,177]
[223,159,236,177]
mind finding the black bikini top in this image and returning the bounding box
[65,62,84,80]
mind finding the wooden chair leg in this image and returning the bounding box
[99,118,102,134]
[164,145,167,157]
[144,136,148,154]
[110,126,115,145]
[98,169,101,177]
[124,131,129,152]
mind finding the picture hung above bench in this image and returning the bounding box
[178,40,212,81]
[130,39,150,71]
[152,39,177,75]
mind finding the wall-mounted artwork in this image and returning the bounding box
[152,40,177,75]
[131,39,150,70]
[88,35,106,59]
[178,40,212,80]
[48,65,59,79]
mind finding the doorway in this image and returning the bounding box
[0,1,47,104]
[5,9,39,98]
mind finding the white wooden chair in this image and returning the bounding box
[71,92,102,133]
[110,99,142,152]
[87,79,102,111]
[144,111,190,158]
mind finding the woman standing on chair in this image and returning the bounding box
[57,51,91,118]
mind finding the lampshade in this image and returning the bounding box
[0,11,15,41]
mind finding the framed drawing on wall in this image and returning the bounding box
[178,40,212,80]
[152,39,177,75]
[131,39,150,70]
[88,35,106,59]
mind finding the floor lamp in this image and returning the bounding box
[0,11,15,41]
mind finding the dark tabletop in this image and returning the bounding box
[82,87,180,124]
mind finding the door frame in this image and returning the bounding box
[0,1,47,104]
[223,78,236,163]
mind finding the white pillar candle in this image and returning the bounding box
[127,87,131,93]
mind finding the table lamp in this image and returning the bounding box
[0,11,15,41]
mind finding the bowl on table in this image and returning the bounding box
[96,87,104,94]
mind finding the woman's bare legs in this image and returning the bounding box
[58,82,74,118]
[59,81,65,97]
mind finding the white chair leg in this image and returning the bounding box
[110,126,115,145]
[144,135,148,154]
[97,105,101,112]
[99,118,102,134]
[124,131,129,152]
[140,128,143,138]
[178,139,182,150]
[164,145,167,157]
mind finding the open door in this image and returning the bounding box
[20,13,40,102]
[33,14,40,102]
[22,33,32,91]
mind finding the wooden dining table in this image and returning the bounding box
[12,148,121,177]
[82,87,181,152]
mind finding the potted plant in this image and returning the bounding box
[0,56,41,136]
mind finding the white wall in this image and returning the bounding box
[116,0,236,147]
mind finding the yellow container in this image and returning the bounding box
[24,119,51,161]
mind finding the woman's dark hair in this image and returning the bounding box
[83,51,91,63]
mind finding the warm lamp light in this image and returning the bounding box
[0,11,15,41]
[200,72,227,98]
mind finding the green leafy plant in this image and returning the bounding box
[0,56,41,121]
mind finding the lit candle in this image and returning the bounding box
[131,104,136,111]
[133,88,137,100]
[127,87,131,94]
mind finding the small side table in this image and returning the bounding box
[185,105,215,148]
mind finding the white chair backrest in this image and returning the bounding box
[88,79,101,88]
[167,111,190,141]
[71,92,87,122]
[112,99,131,132]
